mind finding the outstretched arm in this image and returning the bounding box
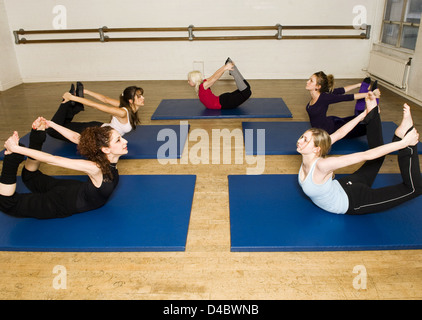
[341,81,380,100]
[84,89,120,107]
[202,63,234,90]
[63,92,126,119]
[330,91,380,145]
[44,118,81,144]
[318,129,418,174]
[4,131,100,176]
[353,88,380,101]
[343,83,361,93]
[330,110,367,145]
[320,96,419,175]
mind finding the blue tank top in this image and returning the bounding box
[298,159,349,214]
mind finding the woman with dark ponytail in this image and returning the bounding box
[0,117,127,219]
[306,71,380,139]
[47,83,144,143]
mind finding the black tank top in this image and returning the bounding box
[75,164,119,213]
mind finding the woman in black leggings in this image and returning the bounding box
[0,117,127,219]
[47,84,144,143]
[187,58,252,110]
[297,91,421,215]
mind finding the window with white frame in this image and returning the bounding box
[381,0,422,50]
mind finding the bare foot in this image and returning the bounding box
[3,131,20,155]
[31,117,46,131]
[365,91,379,114]
[395,103,413,139]
[62,92,72,103]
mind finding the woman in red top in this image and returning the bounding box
[188,58,252,110]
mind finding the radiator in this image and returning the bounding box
[367,51,411,89]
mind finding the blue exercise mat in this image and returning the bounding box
[228,174,422,252]
[242,121,422,155]
[151,98,292,120]
[0,175,196,252]
[0,124,189,160]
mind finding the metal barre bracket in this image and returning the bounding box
[365,25,371,39]
[188,25,194,41]
[99,26,109,42]
[13,29,24,44]
[276,24,282,39]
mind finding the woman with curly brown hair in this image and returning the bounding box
[0,117,127,219]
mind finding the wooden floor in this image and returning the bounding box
[1,79,422,300]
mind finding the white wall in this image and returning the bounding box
[0,0,21,91]
[3,0,381,84]
[407,30,422,103]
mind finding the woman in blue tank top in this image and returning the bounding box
[297,91,422,215]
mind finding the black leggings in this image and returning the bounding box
[47,102,102,142]
[338,108,422,215]
[331,115,367,139]
[219,80,252,110]
[0,168,81,219]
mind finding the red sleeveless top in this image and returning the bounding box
[198,80,221,109]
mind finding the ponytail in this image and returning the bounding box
[314,71,334,93]
[188,71,204,95]
[119,86,143,130]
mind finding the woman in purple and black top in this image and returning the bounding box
[306,71,380,139]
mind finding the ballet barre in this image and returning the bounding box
[13,24,371,44]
